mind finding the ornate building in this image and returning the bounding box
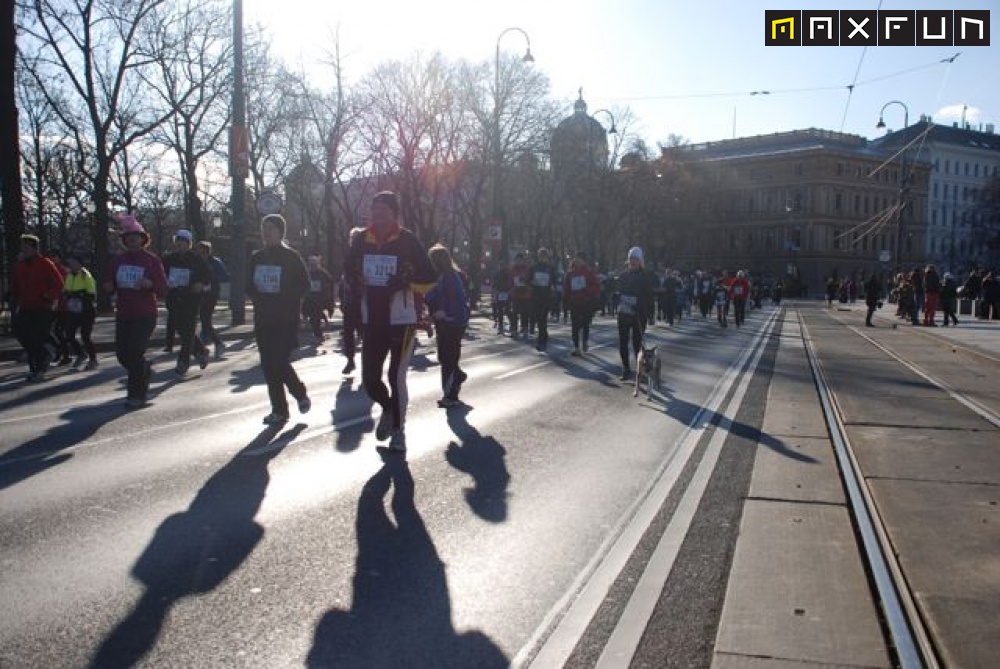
[665,129,931,295]
[874,119,1000,274]
[549,91,612,263]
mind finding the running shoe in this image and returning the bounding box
[262,412,289,425]
[196,351,209,370]
[72,355,86,368]
[341,359,356,375]
[297,394,312,414]
[176,360,190,377]
[437,397,460,408]
[85,358,99,371]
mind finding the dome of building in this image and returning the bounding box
[551,90,610,177]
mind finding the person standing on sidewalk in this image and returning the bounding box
[923,263,942,326]
[864,272,882,327]
[563,250,600,356]
[246,214,312,425]
[162,230,212,376]
[10,234,65,382]
[345,191,436,453]
[105,216,168,407]
[195,241,229,359]
[62,254,99,369]
[425,244,470,408]
[940,272,959,327]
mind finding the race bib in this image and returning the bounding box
[533,271,550,287]
[309,279,321,293]
[116,264,144,290]
[733,285,744,296]
[66,297,83,314]
[168,267,191,288]
[363,254,398,287]
[496,292,509,301]
[570,276,586,291]
[253,265,282,294]
[513,275,526,287]
[620,294,638,314]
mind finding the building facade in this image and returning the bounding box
[874,119,1000,275]
[666,129,931,295]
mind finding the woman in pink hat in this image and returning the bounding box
[103,215,169,407]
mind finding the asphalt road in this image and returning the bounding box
[0,308,774,668]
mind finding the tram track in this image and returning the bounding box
[799,306,1000,668]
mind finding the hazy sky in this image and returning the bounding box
[244,0,998,146]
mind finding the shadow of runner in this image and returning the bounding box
[444,405,511,523]
[332,377,372,454]
[307,458,507,669]
[89,424,304,669]
[0,403,126,490]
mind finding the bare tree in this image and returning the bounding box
[20,0,173,309]
[142,0,231,240]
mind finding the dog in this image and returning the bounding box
[634,344,661,398]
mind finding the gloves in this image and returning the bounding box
[385,273,409,293]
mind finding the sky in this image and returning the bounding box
[244,0,999,147]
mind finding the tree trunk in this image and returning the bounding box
[0,0,25,297]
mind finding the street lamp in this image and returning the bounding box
[228,0,248,325]
[876,100,909,131]
[591,108,617,135]
[493,26,534,264]
[875,100,910,273]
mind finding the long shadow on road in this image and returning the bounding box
[308,457,507,668]
[0,402,126,490]
[89,423,304,669]
[444,405,511,523]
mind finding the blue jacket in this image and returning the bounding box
[425,270,470,327]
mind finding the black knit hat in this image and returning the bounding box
[372,191,400,218]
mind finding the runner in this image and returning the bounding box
[104,216,168,406]
[730,270,751,327]
[10,234,64,382]
[616,247,656,380]
[528,248,556,352]
[246,214,312,425]
[62,254,99,370]
[345,191,436,453]
[425,244,470,408]
[162,230,212,376]
[563,250,601,356]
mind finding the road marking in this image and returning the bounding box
[518,309,780,668]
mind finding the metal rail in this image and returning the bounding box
[799,310,937,669]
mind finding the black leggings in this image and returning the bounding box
[618,314,644,369]
[255,323,306,416]
[362,324,416,430]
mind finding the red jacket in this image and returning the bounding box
[729,277,751,301]
[563,265,601,306]
[11,254,64,311]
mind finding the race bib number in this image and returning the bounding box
[66,297,83,314]
[533,271,550,287]
[619,294,638,314]
[570,275,586,291]
[363,254,398,287]
[309,279,321,293]
[496,292,509,302]
[513,275,526,287]
[168,267,191,288]
[733,285,745,296]
[116,264,144,290]
[253,265,282,294]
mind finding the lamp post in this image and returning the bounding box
[493,27,533,265]
[876,100,910,274]
[228,0,248,325]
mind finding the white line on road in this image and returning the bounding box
[518,309,780,668]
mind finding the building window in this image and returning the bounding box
[795,162,803,176]
[932,209,937,225]
[933,182,938,199]
[965,162,969,176]
[975,164,979,177]
[834,193,842,212]
[837,162,844,176]
[945,160,950,174]
[854,194,860,213]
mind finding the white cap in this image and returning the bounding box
[628,247,643,262]
[174,229,193,242]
